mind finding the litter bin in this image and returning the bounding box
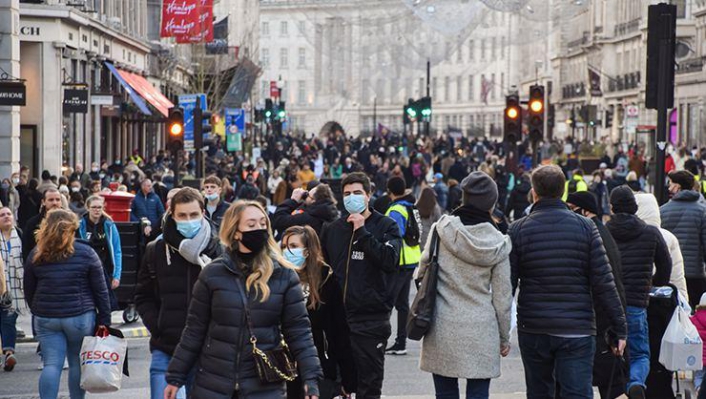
[101,191,135,222]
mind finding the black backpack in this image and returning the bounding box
[402,204,422,247]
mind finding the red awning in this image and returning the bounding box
[117,70,174,117]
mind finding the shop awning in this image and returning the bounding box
[104,62,152,116]
[116,70,174,117]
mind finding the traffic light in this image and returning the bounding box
[528,85,544,142]
[193,105,212,150]
[419,96,432,122]
[405,99,418,121]
[503,93,521,145]
[277,101,286,120]
[167,106,184,152]
[604,108,614,128]
[265,99,274,121]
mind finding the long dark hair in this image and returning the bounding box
[281,225,326,310]
[416,187,438,219]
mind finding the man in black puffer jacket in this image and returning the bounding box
[272,183,338,239]
[661,170,706,308]
[134,188,222,399]
[607,186,671,398]
[509,165,626,399]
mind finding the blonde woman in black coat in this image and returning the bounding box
[165,201,322,399]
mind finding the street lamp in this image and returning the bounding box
[276,75,284,101]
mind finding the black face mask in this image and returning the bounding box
[237,229,269,254]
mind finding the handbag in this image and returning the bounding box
[407,227,440,341]
[236,277,298,383]
[79,327,127,393]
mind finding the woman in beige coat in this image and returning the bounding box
[418,171,512,399]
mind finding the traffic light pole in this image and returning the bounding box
[425,59,430,137]
[654,24,673,205]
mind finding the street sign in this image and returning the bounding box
[63,88,88,113]
[626,105,639,118]
[227,132,242,152]
[225,108,246,151]
[252,147,261,161]
[178,93,207,151]
[0,81,26,106]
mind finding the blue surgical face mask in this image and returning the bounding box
[176,218,202,239]
[205,193,219,201]
[283,247,307,269]
[344,194,367,214]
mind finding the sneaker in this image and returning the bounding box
[385,343,407,355]
[628,385,646,399]
[3,353,16,371]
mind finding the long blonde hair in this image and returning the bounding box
[219,201,291,302]
[33,209,79,264]
[85,195,113,221]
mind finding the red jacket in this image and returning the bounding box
[690,309,706,365]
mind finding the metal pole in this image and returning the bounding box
[654,21,673,205]
[373,97,377,135]
[425,59,430,137]
[195,96,203,179]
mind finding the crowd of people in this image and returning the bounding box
[3,129,706,399]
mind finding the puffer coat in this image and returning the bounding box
[661,190,706,278]
[166,251,322,399]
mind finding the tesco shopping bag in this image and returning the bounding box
[659,305,703,371]
[79,331,127,393]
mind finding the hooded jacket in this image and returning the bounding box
[509,199,626,338]
[606,213,672,308]
[660,190,706,279]
[418,215,512,379]
[78,216,122,281]
[272,199,338,238]
[319,210,402,327]
[635,193,689,302]
[166,252,323,399]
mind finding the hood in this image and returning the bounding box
[435,215,511,267]
[307,200,339,222]
[673,190,701,202]
[635,193,661,227]
[607,213,647,242]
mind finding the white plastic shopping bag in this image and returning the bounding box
[79,333,127,393]
[659,305,703,371]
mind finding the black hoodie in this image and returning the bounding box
[272,199,338,239]
[606,213,672,308]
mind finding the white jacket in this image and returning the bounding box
[635,193,689,303]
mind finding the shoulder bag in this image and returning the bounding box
[407,227,440,341]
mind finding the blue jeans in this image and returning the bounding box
[626,306,650,390]
[432,374,490,399]
[0,309,18,351]
[150,349,194,399]
[34,311,96,399]
[518,332,595,399]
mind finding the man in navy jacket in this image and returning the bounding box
[131,179,165,241]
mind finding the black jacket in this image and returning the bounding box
[447,185,462,212]
[166,252,323,399]
[134,234,222,356]
[320,211,402,327]
[272,199,338,238]
[509,199,627,338]
[24,241,112,326]
[661,190,706,278]
[606,213,672,308]
[22,212,44,262]
[592,216,627,337]
[508,180,531,220]
[206,200,230,233]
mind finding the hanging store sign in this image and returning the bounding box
[91,95,114,106]
[63,88,88,113]
[0,81,26,106]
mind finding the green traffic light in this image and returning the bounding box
[265,110,272,117]
[421,108,431,116]
[278,110,286,118]
[406,108,417,118]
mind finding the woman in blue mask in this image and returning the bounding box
[281,226,356,399]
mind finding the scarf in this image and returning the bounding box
[0,227,25,313]
[163,216,213,268]
[452,204,497,229]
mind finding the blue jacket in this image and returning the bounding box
[23,241,112,326]
[434,182,449,210]
[508,199,627,338]
[78,217,123,280]
[131,190,165,227]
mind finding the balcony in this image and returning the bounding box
[606,71,641,92]
[562,83,586,99]
[676,57,705,74]
[614,18,641,37]
[567,32,589,51]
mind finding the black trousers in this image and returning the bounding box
[387,269,414,346]
[349,320,391,399]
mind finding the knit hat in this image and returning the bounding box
[610,185,638,215]
[386,176,406,196]
[460,171,498,211]
[669,170,695,191]
[566,191,599,215]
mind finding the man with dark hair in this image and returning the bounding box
[510,165,626,399]
[131,179,165,241]
[135,187,221,399]
[320,172,402,399]
[272,183,338,238]
[384,176,421,356]
[22,188,63,262]
[202,175,229,233]
[661,170,706,308]
[37,170,57,194]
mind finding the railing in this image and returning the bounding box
[614,18,641,37]
[606,71,641,92]
[562,83,586,99]
[676,57,705,74]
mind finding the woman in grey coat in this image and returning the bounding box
[418,171,512,399]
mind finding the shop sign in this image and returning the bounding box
[63,88,88,113]
[0,81,26,106]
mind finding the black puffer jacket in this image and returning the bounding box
[134,234,223,356]
[508,199,627,338]
[661,190,706,278]
[166,252,323,399]
[272,199,338,238]
[606,213,672,308]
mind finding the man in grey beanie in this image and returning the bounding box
[509,165,626,399]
